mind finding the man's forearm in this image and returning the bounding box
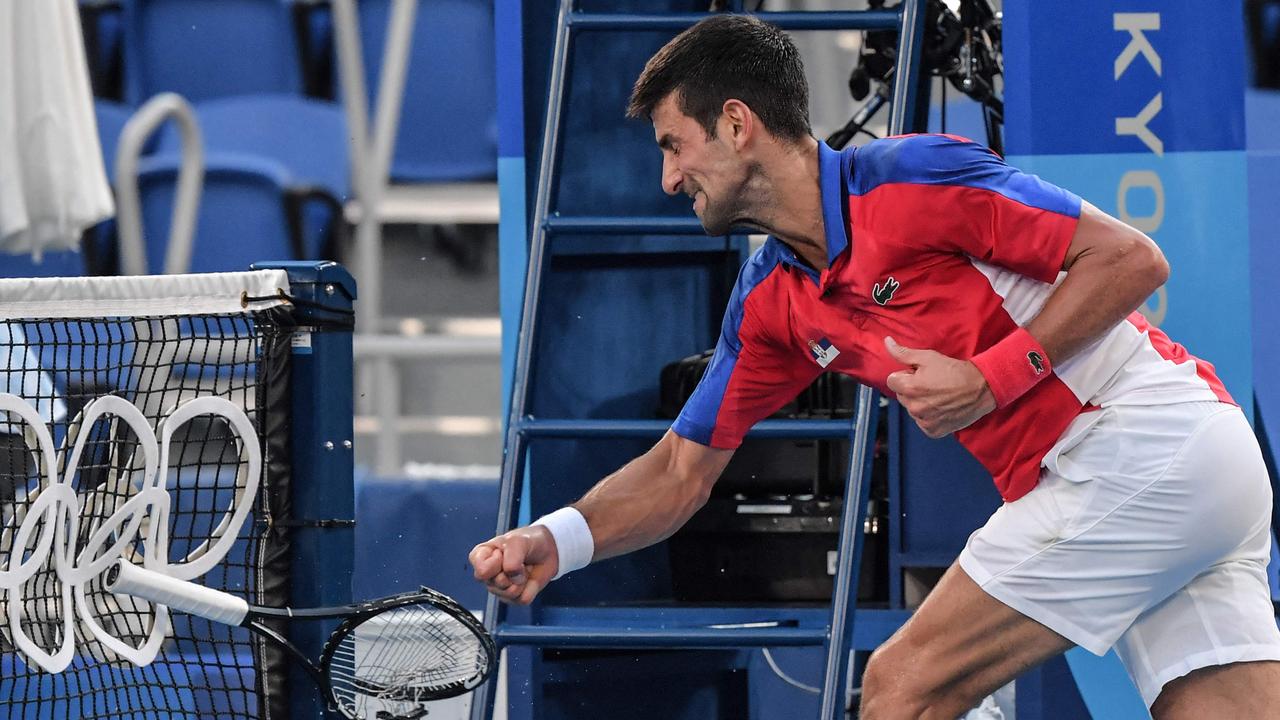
[1028,203,1169,364]
[572,431,726,562]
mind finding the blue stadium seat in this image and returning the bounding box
[18,320,130,402]
[297,0,337,98]
[164,465,252,591]
[156,94,350,201]
[0,249,87,279]
[136,151,319,273]
[123,0,303,105]
[86,99,139,276]
[153,94,349,261]
[355,0,497,182]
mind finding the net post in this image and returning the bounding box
[254,260,357,720]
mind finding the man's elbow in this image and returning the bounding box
[1126,232,1170,292]
[662,432,731,519]
[676,466,717,518]
[1143,242,1170,290]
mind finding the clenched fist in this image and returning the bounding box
[883,336,996,438]
[469,525,559,605]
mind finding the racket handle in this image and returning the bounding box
[106,560,250,626]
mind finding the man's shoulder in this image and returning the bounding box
[733,239,788,300]
[720,240,792,342]
[716,240,793,351]
[856,132,985,157]
[852,133,999,195]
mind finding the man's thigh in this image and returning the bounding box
[1151,660,1280,720]
[962,403,1275,657]
[862,562,1073,716]
[1114,551,1280,709]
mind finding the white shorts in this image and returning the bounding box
[958,401,1280,707]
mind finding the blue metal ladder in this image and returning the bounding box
[472,3,928,718]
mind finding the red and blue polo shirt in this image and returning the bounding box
[671,134,1232,502]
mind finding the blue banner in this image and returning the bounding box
[1005,2,1252,415]
[1005,3,1246,155]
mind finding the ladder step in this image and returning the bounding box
[569,10,901,32]
[545,215,705,235]
[517,418,856,439]
[552,235,742,256]
[496,625,828,648]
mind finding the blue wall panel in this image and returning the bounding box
[1249,91,1280,436]
[1008,151,1252,408]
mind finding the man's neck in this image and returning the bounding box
[746,136,829,271]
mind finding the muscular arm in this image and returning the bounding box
[887,201,1169,437]
[576,430,734,561]
[470,431,733,604]
[1024,200,1169,361]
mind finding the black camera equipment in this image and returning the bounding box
[1246,0,1280,89]
[828,0,1004,154]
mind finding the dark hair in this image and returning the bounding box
[627,14,811,142]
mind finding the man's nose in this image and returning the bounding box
[661,157,682,196]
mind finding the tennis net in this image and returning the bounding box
[0,270,304,720]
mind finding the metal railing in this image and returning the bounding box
[331,0,500,331]
[352,332,501,474]
[114,93,204,276]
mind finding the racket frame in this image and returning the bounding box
[317,585,497,706]
[105,560,497,718]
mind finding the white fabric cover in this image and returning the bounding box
[0,269,293,319]
[0,0,114,258]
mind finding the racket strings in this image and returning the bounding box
[328,601,488,712]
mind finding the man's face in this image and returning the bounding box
[651,94,751,236]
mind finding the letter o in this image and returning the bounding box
[1117,170,1164,233]
[1140,286,1168,326]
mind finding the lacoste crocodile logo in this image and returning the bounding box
[872,276,899,306]
[1028,351,1046,375]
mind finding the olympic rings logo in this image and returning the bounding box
[0,393,261,673]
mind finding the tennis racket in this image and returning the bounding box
[105,559,496,720]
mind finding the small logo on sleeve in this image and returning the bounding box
[808,338,841,368]
[1027,351,1046,375]
[872,276,900,306]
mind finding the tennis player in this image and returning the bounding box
[471,15,1280,718]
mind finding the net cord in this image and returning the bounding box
[0,270,292,320]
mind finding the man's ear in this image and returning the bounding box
[720,99,754,150]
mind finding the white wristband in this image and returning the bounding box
[532,507,594,580]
